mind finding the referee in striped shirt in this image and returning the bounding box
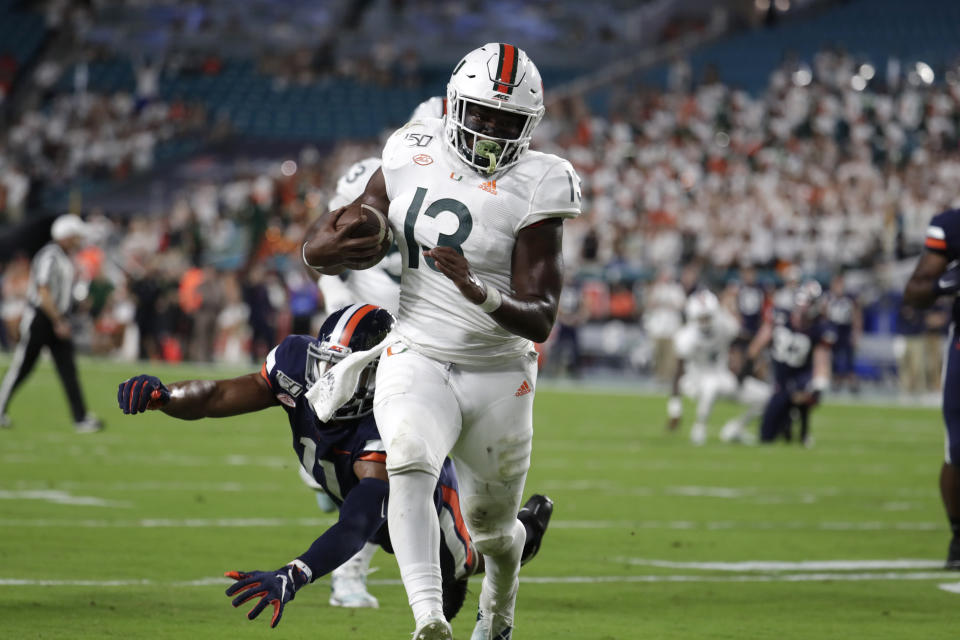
[0,214,102,432]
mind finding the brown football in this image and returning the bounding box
[335,202,392,269]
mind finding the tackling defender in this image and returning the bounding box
[903,208,960,569]
[117,304,553,627]
[667,290,770,445]
[745,281,834,446]
[304,43,581,640]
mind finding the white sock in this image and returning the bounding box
[478,519,525,621]
[334,541,378,579]
[388,470,443,623]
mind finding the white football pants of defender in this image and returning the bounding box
[374,345,537,627]
[680,369,770,444]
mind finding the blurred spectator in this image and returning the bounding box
[644,269,685,382]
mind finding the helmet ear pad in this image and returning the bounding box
[310,304,396,421]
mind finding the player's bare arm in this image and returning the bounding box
[302,169,390,274]
[425,219,563,343]
[117,372,276,419]
[904,251,949,308]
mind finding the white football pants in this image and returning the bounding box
[373,344,537,625]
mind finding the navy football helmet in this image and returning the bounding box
[793,279,825,322]
[306,304,395,421]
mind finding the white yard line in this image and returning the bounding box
[618,558,945,571]
[0,517,941,530]
[0,571,953,588]
[0,490,130,508]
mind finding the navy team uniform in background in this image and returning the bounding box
[826,292,856,378]
[759,310,835,442]
[925,209,960,465]
[262,334,475,580]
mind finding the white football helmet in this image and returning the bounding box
[686,289,719,333]
[445,43,545,175]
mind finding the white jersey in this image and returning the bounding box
[673,310,740,374]
[319,157,401,314]
[381,117,581,365]
[408,96,446,122]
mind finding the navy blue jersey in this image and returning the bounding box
[737,285,766,335]
[769,311,835,388]
[261,335,386,506]
[826,293,856,342]
[925,209,960,323]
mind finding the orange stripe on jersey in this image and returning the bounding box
[357,452,387,464]
[339,304,377,347]
[926,237,948,250]
[496,43,517,93]
[260,362,272,387]
[441,485,474,568]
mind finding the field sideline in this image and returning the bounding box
[0,356,956,638]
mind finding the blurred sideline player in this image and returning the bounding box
[303,42,581,639]
[825,274,862,393]
[309,95,447,607]
[745,280,834,447]
[117,304,553,627]
[667,290,769,446]
[903,208,960,569]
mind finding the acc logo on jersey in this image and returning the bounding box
[413,154,433,166]
[276,371,304,398]
[276,393,297,408]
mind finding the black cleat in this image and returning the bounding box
[947,536,960,570]
[518,494,553,566]
[442,575,469,621]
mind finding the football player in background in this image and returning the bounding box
[903,208,960,569]
[745,280,834,447]
[116,304,553,627]
[303,43,581,640]
[667,290,770,445]
[310,95,449,608]
[825,274,862,393]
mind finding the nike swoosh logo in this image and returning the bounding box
[380,497,387,519]
[279,575,288,600]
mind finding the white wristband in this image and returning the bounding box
[667,396,683,419]
[477,282,503,313]
[289,558,313,582]
[811,376,829,393]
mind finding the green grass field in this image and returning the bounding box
[1,356,957,639]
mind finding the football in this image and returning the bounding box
[335,202,393,269]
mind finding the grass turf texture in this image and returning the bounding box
[0,356,956,639]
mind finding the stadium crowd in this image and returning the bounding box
[1,45,958,393]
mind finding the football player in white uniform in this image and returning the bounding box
[318,157,402,315]
[303,43,580,640]
[311,95,450,611]
[667,290,770,446]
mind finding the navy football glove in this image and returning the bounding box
[224,564,309,628]
[935,260,960,297]
[117,375,170,414]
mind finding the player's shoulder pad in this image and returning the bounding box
[383,119,443,167]
[926,208,960,254]
[264,334,315,398]
[517,153,582,232]
[673,325,696,357]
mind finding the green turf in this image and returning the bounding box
[0,356,956,638]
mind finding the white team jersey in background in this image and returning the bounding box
[673,310,740,374]
[381,117,581,365]
[319,156,401,314]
